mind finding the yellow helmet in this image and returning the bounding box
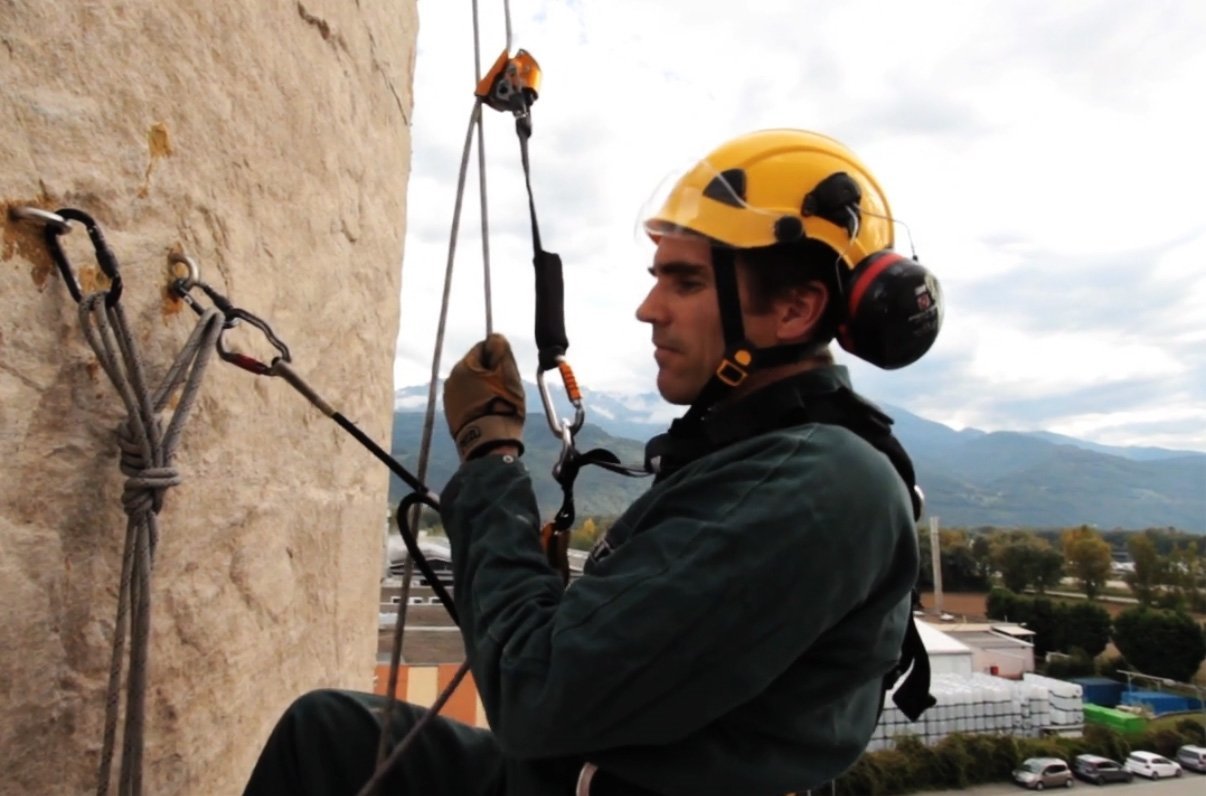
[644,129,893,269]
[644,129,942,373]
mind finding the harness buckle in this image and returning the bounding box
[714,357,749,387]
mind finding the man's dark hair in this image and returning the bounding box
[737,239,845,342]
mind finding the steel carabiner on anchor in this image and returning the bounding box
[9,206,123,305]
[47,209,124,306]
[165,253,291,375]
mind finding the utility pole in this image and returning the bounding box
[929,516,943,616]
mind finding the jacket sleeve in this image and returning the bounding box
[440,432,909,759]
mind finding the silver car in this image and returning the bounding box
[1013,757,1074,790]
[1176,744,1206,774]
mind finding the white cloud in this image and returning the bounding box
[968,327,1184,395]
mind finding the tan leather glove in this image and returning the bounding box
[444,333,525,461]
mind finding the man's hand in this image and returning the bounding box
[444,333,525,461]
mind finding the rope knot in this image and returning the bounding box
[117,417,180,516]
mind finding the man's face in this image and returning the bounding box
[635,235,728,405]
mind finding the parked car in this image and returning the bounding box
[1013,757,1074,789]
[1072,754,1133,785]
[1176,744,1206,773]
[1123,750,1182,779]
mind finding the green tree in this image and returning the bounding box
[1031,547,1065,594]
[939,529,990,592]
[917,525,934,590]
[1168,542,1206,613]
[1062,525,1113,600]
[1063,602,1111,658]
[1126,533,1162,607]
[991,532,1060,594]
[1112,607,1206,683]
[986,587,1020,623]
[1026,597,1066,656]
[970,534,995,585]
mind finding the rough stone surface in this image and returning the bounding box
[1,2,417,793]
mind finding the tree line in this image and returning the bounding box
[919,525,1206,613]
[987,588,1206,684]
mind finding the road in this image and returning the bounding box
[914,772,1204,795]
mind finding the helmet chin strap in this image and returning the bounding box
[681,247,824,425]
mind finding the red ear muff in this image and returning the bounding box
[837,251,943,369]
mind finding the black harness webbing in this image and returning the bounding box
[646,380,936,722]
[515,114,569,372]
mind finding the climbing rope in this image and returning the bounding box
[10,207,224,796]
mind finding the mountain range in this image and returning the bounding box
[389,382,1206,533]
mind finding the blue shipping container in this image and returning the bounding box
[1069,677,1125,707]
[1120,690,1195,716]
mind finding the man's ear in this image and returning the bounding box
[776,281,830,342]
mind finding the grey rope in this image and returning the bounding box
[374,98,485,774]
[372,0,515,777]
[472,0,495,336]
[504,0,513,52]
[79,294,224,796]
[357,660,472,796]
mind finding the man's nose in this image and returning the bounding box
[635,285,662,325]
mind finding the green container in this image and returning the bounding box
[1083,703,1147,735]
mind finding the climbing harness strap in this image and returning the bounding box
[12,207,224,796]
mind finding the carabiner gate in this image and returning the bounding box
[536,358,584,438]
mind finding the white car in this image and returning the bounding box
[1123,750,1182,779]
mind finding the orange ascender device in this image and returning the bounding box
[475,49,542,113]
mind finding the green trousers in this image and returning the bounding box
[242,689,508,796]
[241,690,665,795]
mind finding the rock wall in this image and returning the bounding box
[0,2,417,793]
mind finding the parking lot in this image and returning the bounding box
[916,772,1204,795]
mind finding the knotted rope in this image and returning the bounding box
[78,291,224,796]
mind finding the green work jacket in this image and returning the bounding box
[441,366,919,795]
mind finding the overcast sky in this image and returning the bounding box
[393,0,1206,453]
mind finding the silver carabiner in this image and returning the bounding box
[552,423,574,481]
[536,359,584,439]
[7,206,71,233]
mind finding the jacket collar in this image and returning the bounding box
[645,366,857,480]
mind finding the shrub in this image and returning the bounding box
[1083,724,1131,763]
[959,734,1019,782]
[986,588,1019,622]
[930,735,976,790]
[1042,648,1095,679]
[1176,718,1206,746]
[1095,653,1128,679]
[832,755,883,796]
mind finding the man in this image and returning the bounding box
[244,129,941,795]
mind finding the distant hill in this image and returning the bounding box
[390,383,1206,532]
